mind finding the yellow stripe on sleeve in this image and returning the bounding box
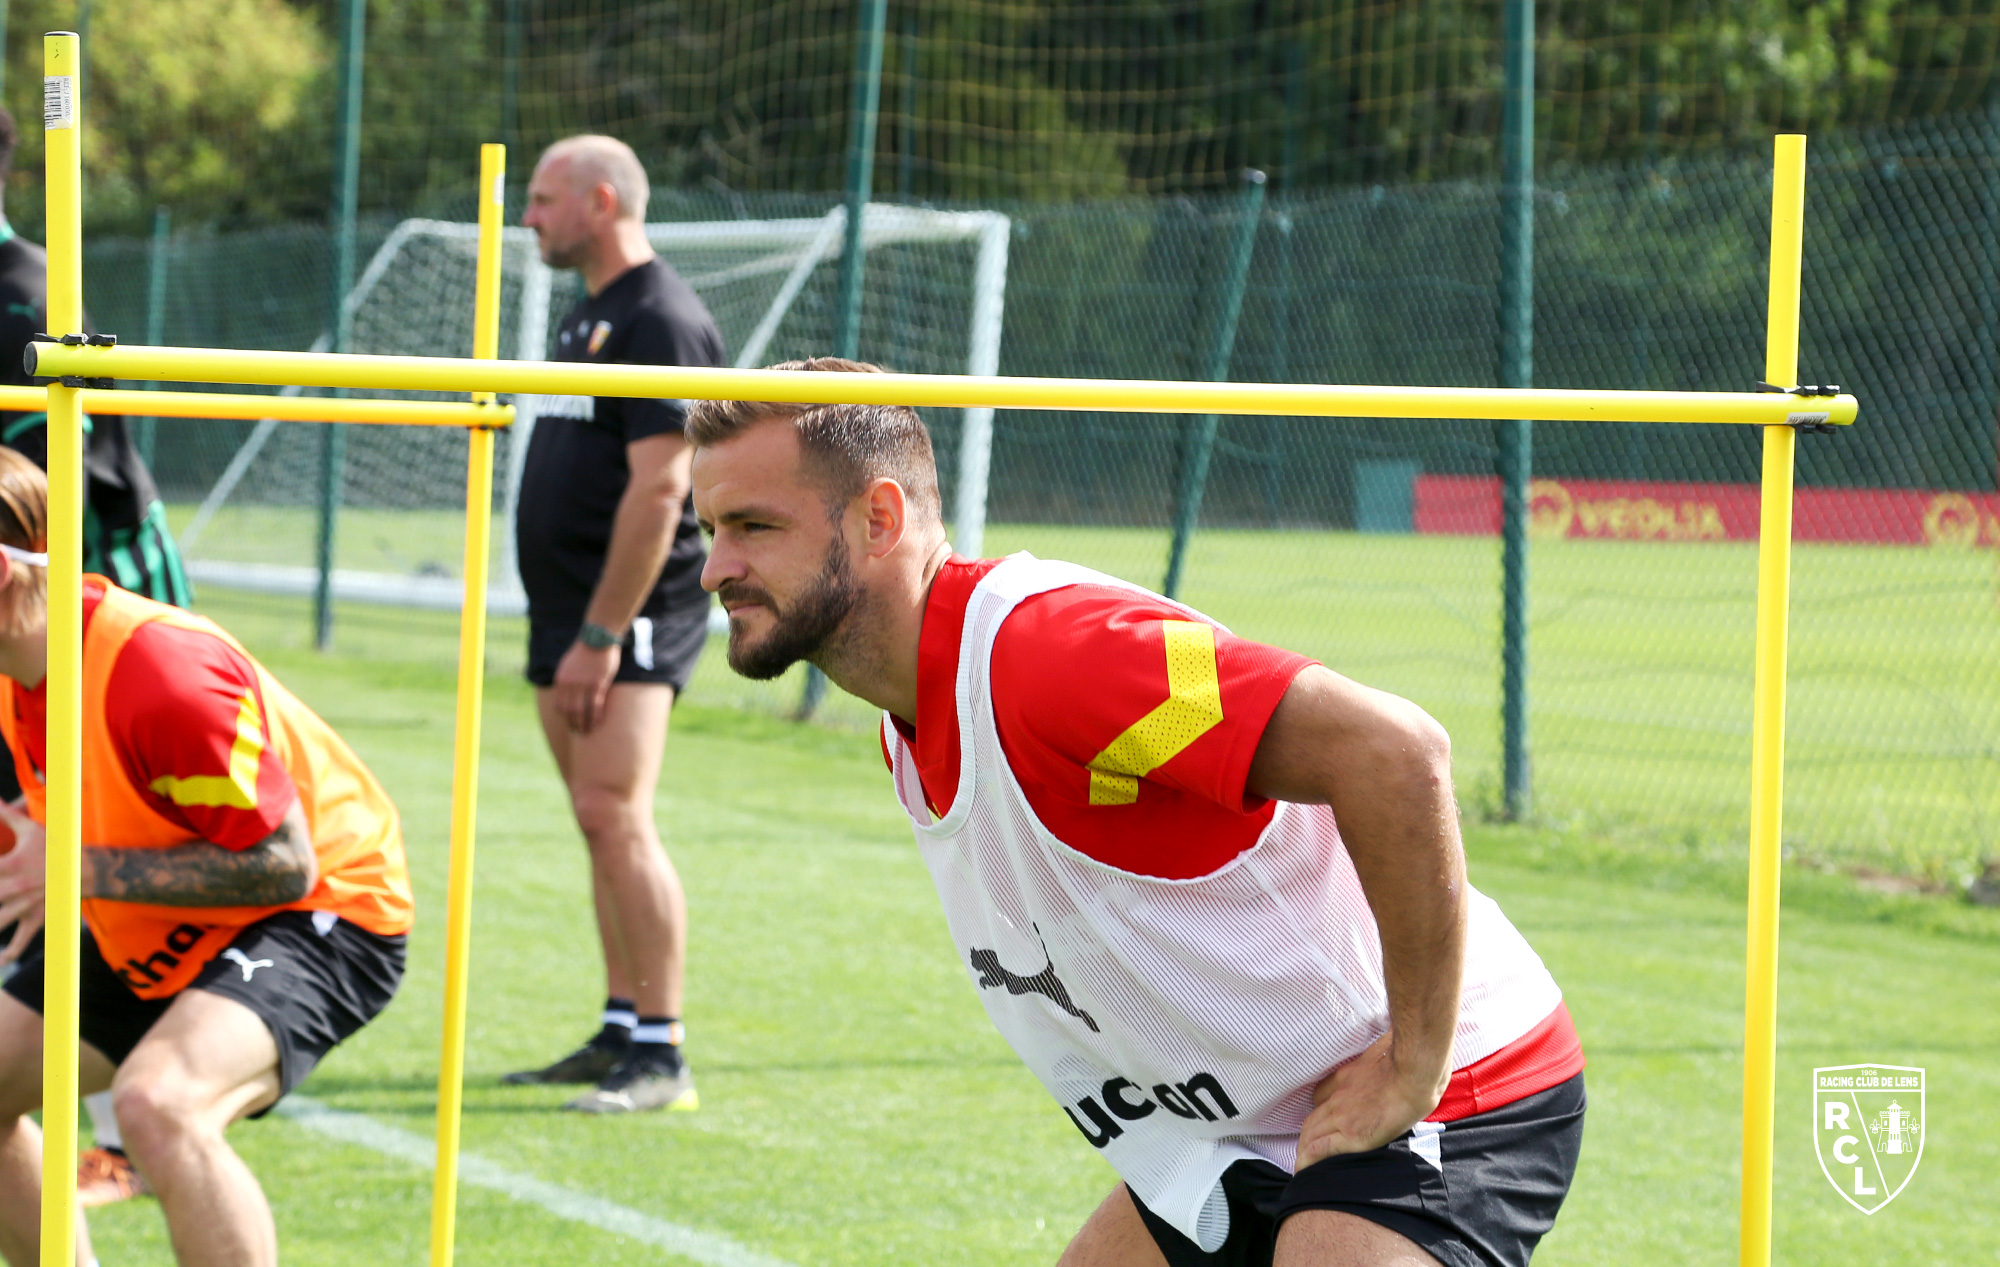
[1085,621,1224,806]
[147,689,265,810]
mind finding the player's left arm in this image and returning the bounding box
[83,796,317,907]
[1246,664,1467,1168]
[0,796,315,962]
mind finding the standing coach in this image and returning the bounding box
[504,135,721,1114]
[688,359,1587,1267]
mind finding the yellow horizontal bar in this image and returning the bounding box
[0,383,511,427]
[29,344,1858,427]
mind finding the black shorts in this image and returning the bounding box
[3,910,405,1110]
[1133,1074,1585,1267]
[526,606,707,692]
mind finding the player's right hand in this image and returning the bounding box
[1294,1030,1448,1170]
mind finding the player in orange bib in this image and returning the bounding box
[689,362,1586,1267]
[0,448,413,1267]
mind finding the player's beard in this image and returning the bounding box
[720,535,863,681]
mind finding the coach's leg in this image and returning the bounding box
[536,700,640,1004]
[1057,1185,1170,1267]
[1273,1209,1443,1266]
[112,989,282,1267]
[537,683,686,1019]
[0,992,112,1267]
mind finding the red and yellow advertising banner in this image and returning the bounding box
[1414,475,2000,547]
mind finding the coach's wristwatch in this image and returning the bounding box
[577,622,624,650]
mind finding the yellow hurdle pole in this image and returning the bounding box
[0,384,513,427]
[1741,134,1806,1267]
[39,31,83,1267]
[28,343,1859,427]
[430,143,505,1267]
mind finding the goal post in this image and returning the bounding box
[174,203,1011,612]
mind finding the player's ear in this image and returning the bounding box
[858,477,908,560]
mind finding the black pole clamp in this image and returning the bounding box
[1753,380,1841,434]
[26,332,116,386]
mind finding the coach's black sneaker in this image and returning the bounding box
[501,1028,630,1085]
[562,1048,698,1114]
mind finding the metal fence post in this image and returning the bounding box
[834,0,887,360]
[1982,87,2000,494]
[501,0,524,156]
[1164,169,1265,599]
[135,205,170,467]
[802,0,888,719]
[1497,0,1535,819]
[316,0,365,650]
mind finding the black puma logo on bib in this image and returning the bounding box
[969,929,1100,1033]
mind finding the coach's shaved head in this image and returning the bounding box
[538,134,649,222]
[524,134,658,287]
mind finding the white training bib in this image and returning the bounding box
[885,554,1563,1248]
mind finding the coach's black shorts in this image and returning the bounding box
[1133,1074,1585,1267]
[4,910,405,1109]
[526,606,707,693]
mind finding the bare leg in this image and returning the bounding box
[590,861,635,1002]
[537,684,686,1018]
[112,990,283,1267]
[1274,1208,1443,1266]
[1057,1185,1169,1267]
[0,991,113,1267]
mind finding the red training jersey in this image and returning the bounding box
[890,556,1315,879]
[13,585,293,850]
[888,555,1583,1120]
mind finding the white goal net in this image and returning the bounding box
[174,204,1009,615]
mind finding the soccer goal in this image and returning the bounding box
[174,204,1010,614]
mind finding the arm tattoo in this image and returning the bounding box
[84,813,316,907]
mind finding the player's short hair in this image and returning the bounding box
[0,107,16,184]
[0,446,48,631]
[686,358,942,525]
[540,134,649,222]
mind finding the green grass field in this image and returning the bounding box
[70,590,2000,1266]
[174,505,2000,879]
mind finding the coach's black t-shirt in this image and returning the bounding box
[515,257,725,626]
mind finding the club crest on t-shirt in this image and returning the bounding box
[587,320,613,355]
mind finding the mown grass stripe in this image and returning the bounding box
[278,1096,798,1267]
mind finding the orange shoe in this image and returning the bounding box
[77,1147,151,1207]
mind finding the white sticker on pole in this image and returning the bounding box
[44,76,74,130]
[1787,411,1831,427]
[493,172,505,207]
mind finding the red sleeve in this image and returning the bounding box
[991,586,1315,814]
[106,622,296,851]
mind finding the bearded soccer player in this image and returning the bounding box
[687,361,1585,1267]
[0,448,412,1267]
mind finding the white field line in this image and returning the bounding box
[277,1096,797,1267]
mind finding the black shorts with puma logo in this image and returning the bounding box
[5,909,404,1109]
[1131,1073,1586,1267]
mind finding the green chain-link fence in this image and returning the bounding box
[4,3,1994,882]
